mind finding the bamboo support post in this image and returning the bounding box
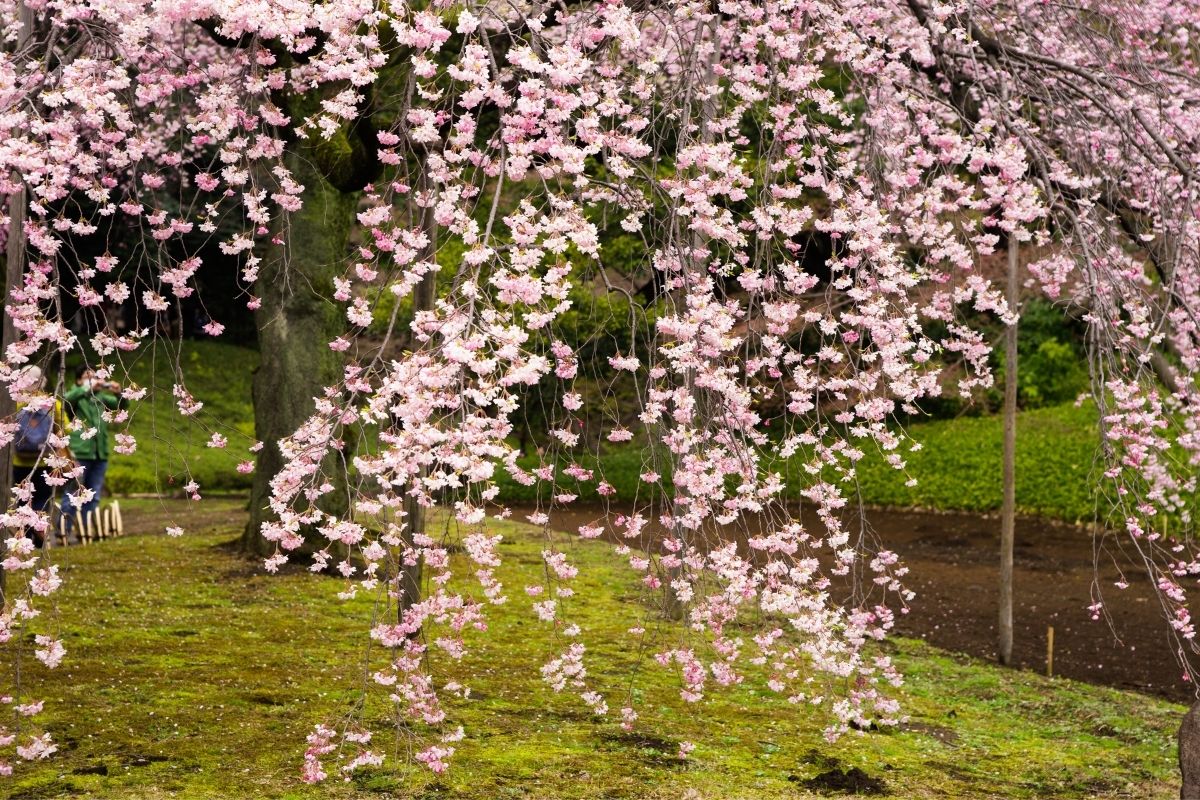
[1046,625,1055,678]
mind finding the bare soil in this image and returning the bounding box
[118,496,248,539]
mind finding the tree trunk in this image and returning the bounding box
[663,17,721,623]
[999,236,1018,665]
[242,147,358,556]
[398,195,436,622]
[1180,701,1200,798]
[398,319,431,618]
[0,1,34,598]
[0,163,26,600]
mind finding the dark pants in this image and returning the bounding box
[12,463,53,546]
[62,458,108,539]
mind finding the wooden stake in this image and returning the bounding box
[1046,625,1055,678]
[113,500,123,537]
[999,231,1019,666]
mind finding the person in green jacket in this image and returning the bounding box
[61,367,127,540]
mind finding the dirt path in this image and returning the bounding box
[515,503,1192,702]
[118,497,248,539]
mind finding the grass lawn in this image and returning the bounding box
[498,403,1104,525]
[7,500,1182,799]
[89,340,259,496]
[92,341,1105,528]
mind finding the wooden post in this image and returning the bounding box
[112,499,123,537]
[1046,625,1054,677]
[999,234,1019,665]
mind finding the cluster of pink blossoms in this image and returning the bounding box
[0,0,391,773]
[2,0,1200,784]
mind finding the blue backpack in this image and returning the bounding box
[14,406,51,455]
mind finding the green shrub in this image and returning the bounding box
[1019,338,1088,407]
[845,402,1101,522]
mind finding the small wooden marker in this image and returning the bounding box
[1046,625,1055,678]
[112,500,123,537]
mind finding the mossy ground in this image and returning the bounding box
[8,500,1182,799]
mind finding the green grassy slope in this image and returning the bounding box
[89,340,259,495]
[93,340,1104,524]
[9,504,1181,799]
[500,403,1104,524]
[845,402,1101,522]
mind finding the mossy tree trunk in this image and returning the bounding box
[397,172,437,622]
[0,162,25,599]
[242,145,360,556]
[0,1,33,596]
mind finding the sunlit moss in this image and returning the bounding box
[7,503,1181,798]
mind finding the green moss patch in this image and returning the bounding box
[8,502,1182,798]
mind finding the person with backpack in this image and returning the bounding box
[12,366,68,546]
[60,366,128,541]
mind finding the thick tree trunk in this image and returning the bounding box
[999,236,1018,665]
[0,167,26,601]
[397,194,436,621]
[0,2,33,598]
[1180,701,1200,798]
[242,148,358,556]
[398,282,431,617]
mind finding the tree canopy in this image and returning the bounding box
[2,0,1200,782]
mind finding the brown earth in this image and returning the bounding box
[117,496,248,539]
